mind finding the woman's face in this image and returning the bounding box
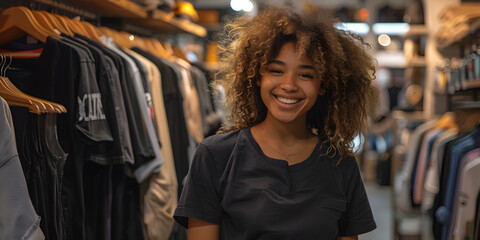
[258,41,322,125]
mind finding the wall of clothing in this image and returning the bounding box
[387,2,480,239]
[394,109,480,240]
[0,6,223,240]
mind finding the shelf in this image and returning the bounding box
[129,10,207,37]
[391,110,426,121]
[63,1,206,37]
[434,81,480,95]
[465,80,480,89]
[65,0,147,18]
[436,19,480,49]
[402,25,428,37]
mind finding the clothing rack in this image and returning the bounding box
[0,3,218,240]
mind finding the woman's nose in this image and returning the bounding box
[279,73,298,91]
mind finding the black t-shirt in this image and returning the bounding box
[174,128,376,239]
[75,35,152,166]
[65,34,134,165]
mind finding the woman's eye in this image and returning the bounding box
[269,69,283,74]
[299,73,314,79]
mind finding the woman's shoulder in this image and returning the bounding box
[201,128,244,148]
[194,129,248,177]
[199,128,247,160]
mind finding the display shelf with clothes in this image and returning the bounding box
[386,4,480,239]
[391,107,480,240]
[0,5,217,240]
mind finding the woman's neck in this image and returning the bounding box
[255,114,312,143]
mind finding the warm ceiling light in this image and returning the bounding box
[334,23,370,35]
[378,34,391,46]
[230,0,253,12]
[373,23,410,35]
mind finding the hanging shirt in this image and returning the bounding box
[436,127,480,240]
[30,36,112,240]
[0,96,45,240]
[453,149,480,239]
[126,48,179,240]
[75,34,147,166]
[104,39,164,182]
[421,129,458,240]
[394,119,437,213]
[413,128,445,204]
[174,128,376,239]
[131,47,190,200]
[423,129,459,211]
[64,34,135,165]
[189,65,222,136]
[174,58,204,144]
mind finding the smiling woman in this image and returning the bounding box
[173,4,378,240]
[258,41,322,123]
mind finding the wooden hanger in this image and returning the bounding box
[0,53,66,114]
[95,27,114,39]
[4,54,65,113]
[113,31,136,49]
[31,11,56,33]
[59,15,94,38]
[59,15,86,36]
[435,112,458,130]
[132,36,147,51]
[77,21,103,43]
[145,39,171,59]
[161,41,175,57]
[172,45,191,63]
[454,110,480,133]
[36,11,71,35]
[0,7,60,45]
[0,54,45,113]
[51,13,74,35]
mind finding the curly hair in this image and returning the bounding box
[214,5,378,160]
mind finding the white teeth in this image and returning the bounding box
[276,96,299,104]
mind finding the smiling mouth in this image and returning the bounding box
[275,96,301,104]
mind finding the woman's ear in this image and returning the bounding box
[256,80,261,87]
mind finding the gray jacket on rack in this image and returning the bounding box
[0,97,44,240]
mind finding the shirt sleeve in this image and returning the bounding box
[174,143,222,228]
[337,157,377,236]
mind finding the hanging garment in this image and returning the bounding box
[104,39,164,182]
[453,149,480,239]
[124,48,178,240]
[421,129,458,240]
[412,128,445,205]
[33,36,111,240]
[395,119,437,213]
[473,192,480,239]
[63,33,134,165]
[174,58,204,144]
[189,65,222,136]
[132,47,190,199]
[435,127,480,240]
[0,96,45,240]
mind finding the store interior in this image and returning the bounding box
[2,0,480,239]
